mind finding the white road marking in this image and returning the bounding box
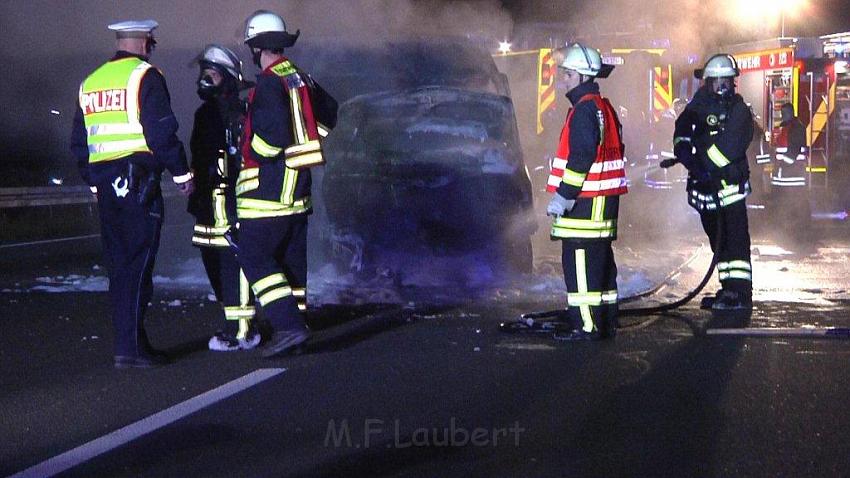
[8,368,286,478]
[0,234,100,249]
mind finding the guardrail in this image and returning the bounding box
[0,185,181,209]
[0,186,95,208]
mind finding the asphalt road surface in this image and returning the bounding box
[3,221,850,477]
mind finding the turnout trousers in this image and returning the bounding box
[199,246,254,337]
[699,200,752,296]
[96,183,163,357]
[237,214,308,331]
[561,239,619,337]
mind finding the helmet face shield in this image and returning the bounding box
[197,67,223,101]
[696,54,740,79]
[200,45,243,81]
[710,77,736,99]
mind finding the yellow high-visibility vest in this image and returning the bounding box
[79,57,152,163]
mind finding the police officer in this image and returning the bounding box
[237,10,337,357]
[71,20,194,368]
[667,54,753,311]
[771,103,811,233]
[188,45,259,351]
[545,44,627,341]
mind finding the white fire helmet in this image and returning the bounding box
[556,43,613,78]
[201,44,242,81]
[695,54,740,79]
[244,10,299,49]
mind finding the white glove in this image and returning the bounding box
[547,194,575,217]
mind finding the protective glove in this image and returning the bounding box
[547,194,575,217]
[659,158,677,169]
[673,142,694,169]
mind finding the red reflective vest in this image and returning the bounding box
[546,93,628,198]
[241,58,324,172]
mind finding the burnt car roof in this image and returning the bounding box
[291,37,506,102]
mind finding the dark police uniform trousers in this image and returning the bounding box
[95,172,163,357]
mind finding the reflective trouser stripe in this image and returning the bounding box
[293,287,306,311]
[718,260,752,282]
[191,236,230,247]
[568,290,618,305]
[252,273,292,306]
[191,224,231,248]
[224,306,255,320]
[237,271,254,340]
[573,249,594,333]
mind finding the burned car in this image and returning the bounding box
[303,39,535,280]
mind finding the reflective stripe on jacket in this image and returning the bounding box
[771,120,808,188]
[551,195,620,240]
[546,93,628,198]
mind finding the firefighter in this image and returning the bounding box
[188,45,260,351]
[770,103,811,233]
[237,10,338,357]
[666,54,754,311]
[71,20,194,368]
[545,43,626,341]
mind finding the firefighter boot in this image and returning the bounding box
[711,289,752,311]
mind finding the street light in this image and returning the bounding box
[733,0,806,38]
[777,0,806,37]
[497,40,512,55]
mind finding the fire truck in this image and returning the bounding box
[724,34,850,202]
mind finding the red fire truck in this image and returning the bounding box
[726,36,850,198]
